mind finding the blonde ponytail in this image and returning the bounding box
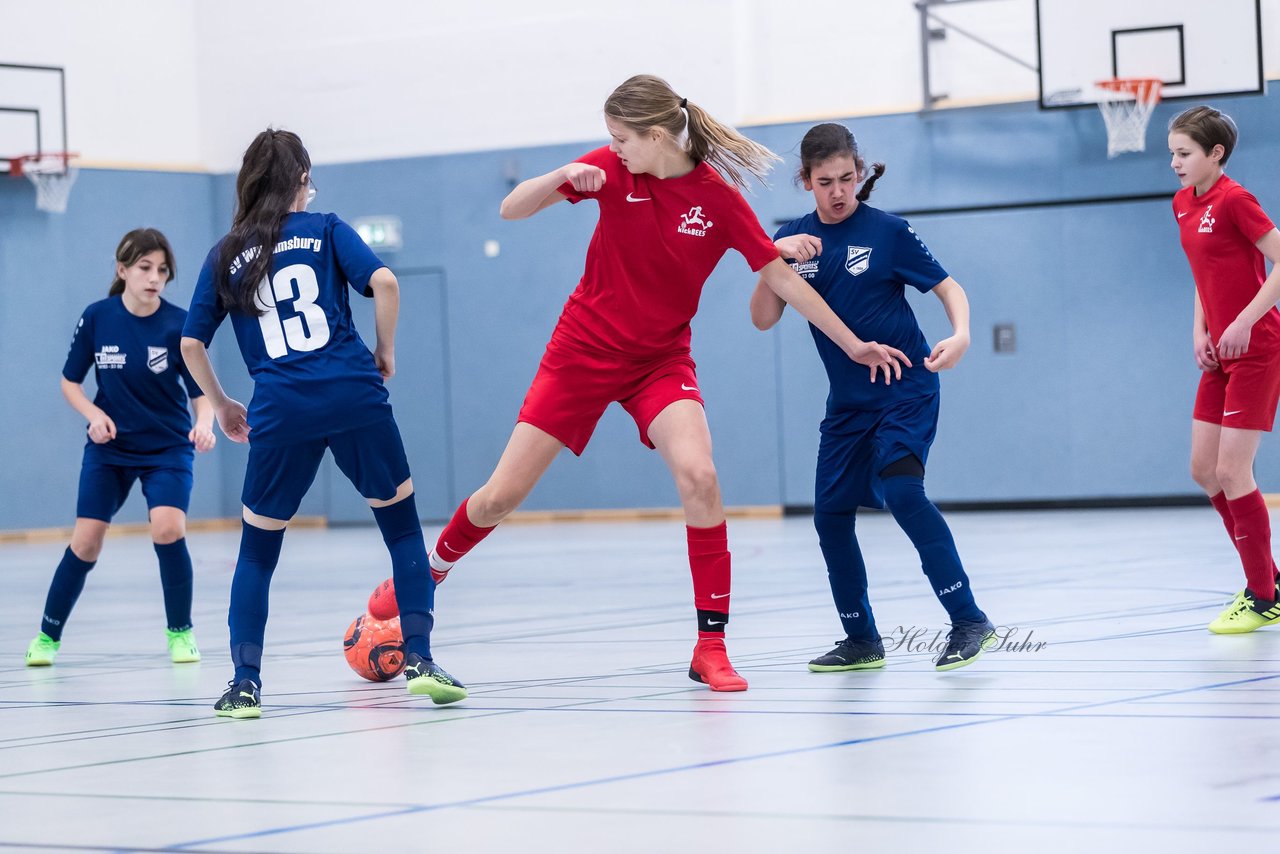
[604,74,779,191]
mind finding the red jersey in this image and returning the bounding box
[1174,174,1279,353]
[555,146,779,358]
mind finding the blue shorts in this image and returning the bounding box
[241,417,411,520]
[815,393,939,513]
[76,452,194,521]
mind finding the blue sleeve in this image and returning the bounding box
[61,305,95,383]
[330,215,386,297]
[893,219,949,293]
[182,247,228,345]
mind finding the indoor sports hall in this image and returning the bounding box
[2,2,1278,851]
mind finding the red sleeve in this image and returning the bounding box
[1225,185,1276,243]
[557,146,619,204]
[717,185,781,272]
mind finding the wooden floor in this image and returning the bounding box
[2,507,1277,852]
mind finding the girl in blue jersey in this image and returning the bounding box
[180,129,466,718]
[26,228,215,668]
[751,123,996,672]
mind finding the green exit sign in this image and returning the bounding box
[354,217,403,251]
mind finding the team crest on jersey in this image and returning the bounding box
[1198,204,1215,234]
[846,246,872,276]
[677,206,713,237]
[147,346,169,374]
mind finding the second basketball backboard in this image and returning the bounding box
[1036,0,1264,108]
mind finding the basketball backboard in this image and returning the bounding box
[1036,0,1264,109]
[0,63,68,173]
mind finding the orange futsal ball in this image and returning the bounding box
[343,614,405,681]
[367,577,399,620]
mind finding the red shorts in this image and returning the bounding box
[517,338,704,455]
[1193,350,1280,431]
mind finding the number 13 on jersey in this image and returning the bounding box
[256,263,331,359]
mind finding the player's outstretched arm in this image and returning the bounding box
[61,378,115,444]
[368,267,399,380]
[1217,229,1280,360]
[179,337,250,443]
[758,257,912,384]
[924,277,971,372]
[499,163,602,220]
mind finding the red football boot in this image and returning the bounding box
[688,636,747,692]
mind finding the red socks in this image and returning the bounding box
[687,522,731,633]
[1224,490,1277,600]
[429,498,496,583]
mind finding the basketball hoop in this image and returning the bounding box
[1095,79,1162,158]
[11,152,79,213]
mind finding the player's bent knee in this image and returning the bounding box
[675,460,719,498]
[367,478,414,509]
[149,508,187,544]
[242,507,290,531]
[470,489,522,524]
[879,454,925,480]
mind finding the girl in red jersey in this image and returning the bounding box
[422,74,909,690]
[1170,105,1280,633]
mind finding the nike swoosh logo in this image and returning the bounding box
[1178,212,1189,218]
[710,592,729,599]
[1236,535,1249,540]
[707,620,726,626]
[626,193,651,202]
[1224,410,1243,417]
[681,383,699,392]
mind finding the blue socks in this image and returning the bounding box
[228,522,285,686]
[154,539,194,631]
[881,475,985,625]
[40,547,96,641]
[813,511,878,641]
[372,495,434,661]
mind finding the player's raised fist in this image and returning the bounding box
[562,162,606,193]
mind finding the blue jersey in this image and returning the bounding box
[62,296,203,466]
[774,204,947,428]
[183,212,392,447]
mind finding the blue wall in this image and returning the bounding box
[3,88,1278,529]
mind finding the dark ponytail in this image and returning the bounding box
[215,128,311,315]
[796,122,886,201]
[109,228,176,296]
[856,162,886,201]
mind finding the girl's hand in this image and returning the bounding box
[216,399,251,444]
[851,340,912,384]
[924,333,970,372]
[374,344,395,380]
[561,162,606,193]
[189,423,217,453]
[1217,320,1252,361]
[1193,330,1220,372]
[775,234,822,262]
[87,412,117,444]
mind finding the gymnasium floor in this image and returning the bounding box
[2,506,1277,852]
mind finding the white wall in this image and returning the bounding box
[2,0,1276,171]
[0,0,203,168]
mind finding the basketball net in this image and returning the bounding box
[12,153,79,213]
[1095,79,1162,159]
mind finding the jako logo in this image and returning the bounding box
[678,206,713,237]
[937,580,963,596]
